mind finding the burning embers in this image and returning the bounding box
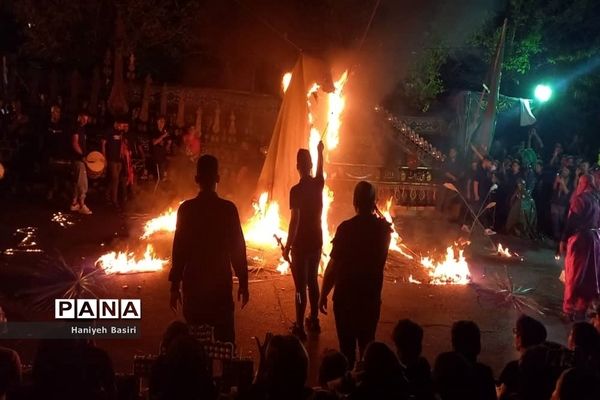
[3,227,44,255]
[420,247,471,285]
[95,244,167,275]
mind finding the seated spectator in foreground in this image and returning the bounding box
[317,349,353,396]
[245,334,322,400]
[433,351,476,400]
[149,323,216,400]
[157,320,190,355]
[392,319,434,400]
[33,339,116,400]
[0,346,22,400]
[551,367,600,400]
[498,315,548,399]
[568,321,600,370]
[451,321,496,400]
[351,342,408,400]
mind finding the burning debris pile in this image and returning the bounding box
[140,205,181,239]
[95,244,167,275]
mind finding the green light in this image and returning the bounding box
[534,84,552,102]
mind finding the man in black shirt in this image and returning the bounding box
[70,110,92,214]
[169,155,249,343]
[437,147,462,218]
[470,157,496,235]
[45,105,68,201]
[102,119,128,208]
[319,181,392,367]
[284,141,324,339]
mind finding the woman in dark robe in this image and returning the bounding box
[560,174,600,320]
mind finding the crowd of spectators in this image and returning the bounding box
[0,98,206,208]
[437,129,599,245]
[1,313,600,399]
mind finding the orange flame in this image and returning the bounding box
[497,243,512,258]
[282,72,292,93]
[141,207,178,239]
[96,244,167,274]
[380,198,414,260]
[244,70,349,275]
[420,247,471,285]
[244,192,288,249]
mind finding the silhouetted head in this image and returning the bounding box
[514,314,547,352]
[77,109,90,126]
[318,349,348,389]
[481,157,492,170]
[264,335,309,395]
[363,342,404,385]
[353,181,376,215]
[156,116,166,130]
[50,105,61,122]
[575,174,596,197]
[392,319,424,362]
[568,322,600,356]
[195,155,220,190]
[511,161,520,174]
[451,320,481,363]
[160,320,189,354]
[296,149,312,177]
[552,368,600,400]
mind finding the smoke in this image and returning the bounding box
[350,0,502,106]
[324,0,502,165]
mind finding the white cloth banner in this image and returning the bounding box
[520,99,537,126]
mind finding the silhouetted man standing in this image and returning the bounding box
[169,155,249,343]
[284,141,324,339]
[319,181,392,367]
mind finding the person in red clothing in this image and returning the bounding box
[560,174,600,320]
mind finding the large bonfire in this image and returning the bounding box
[95,60,471,285]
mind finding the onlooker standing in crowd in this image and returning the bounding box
[550,143,564,167]
[69,110,92,214]
[319,181,392,367]
[102,118,128,209]
[152,116,170,181]
[464,157,496,235]
[392,319,434,400]
[44,104,68,201]
[437,147,462,219]
[560,174,600,321]
[550,166,573,242]
[169,155,249,343]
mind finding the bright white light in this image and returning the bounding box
[534,84,552,102]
